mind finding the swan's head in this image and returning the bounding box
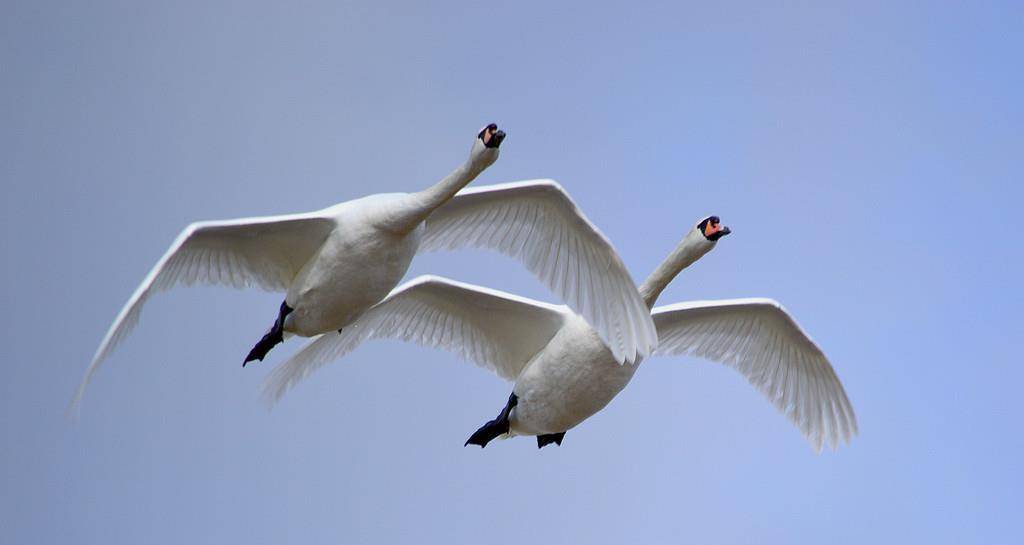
[478,123,506,149]
[697,215,731,242]
[470,123,505,168]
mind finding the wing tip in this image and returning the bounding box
[259,383,285,410]
[805,421,859,453]
[261,363,297,408]
[64,393,84,422]
[66,351,107,421]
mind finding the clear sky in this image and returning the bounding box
[2,1,1021,543]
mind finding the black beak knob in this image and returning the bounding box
[487,130,506,149]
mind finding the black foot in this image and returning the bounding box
[537,432,566,449]
[243,301,293,366]
[465,393,518,448]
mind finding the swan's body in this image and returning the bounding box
[72,126,658,411]
[511,313,632,435]
[266,218,858,451]
[284,194,425,335]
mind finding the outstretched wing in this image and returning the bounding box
[652,298,857,451]
[422,179,656,364]
[263,275,567,404]
[71,212,335,412]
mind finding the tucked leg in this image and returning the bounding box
[243,301,293,366]
[464,393,518,448]
[537,432,566,449]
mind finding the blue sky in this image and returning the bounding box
[2,1,1021,543]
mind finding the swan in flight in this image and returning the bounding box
[72,126,657,410]
[265,216,858,452]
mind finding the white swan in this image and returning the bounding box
[72,126,657,410]
[265,216,858,452]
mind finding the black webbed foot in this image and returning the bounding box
[465,393,518,448]
[243,301,293,366]
[537,432,566,449]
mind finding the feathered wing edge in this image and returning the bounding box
[420,180,657,364]
[652,298,858,451]
[69,213,334,416]
[262,275,566,405]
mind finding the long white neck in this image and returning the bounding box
[389,139,496,232]
[638,228,715,309]
[415,160,488,212]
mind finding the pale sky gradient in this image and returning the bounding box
[2,1,1021,543]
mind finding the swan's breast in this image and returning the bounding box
[510,315,642,435]
[285,194,423,335]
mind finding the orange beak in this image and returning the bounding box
[703,220,721,237]
[702,219,731,239]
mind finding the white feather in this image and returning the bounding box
[70,212,335,413]
[423,179,656,364]
[263,275,567,403]
[651,298,858,451]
